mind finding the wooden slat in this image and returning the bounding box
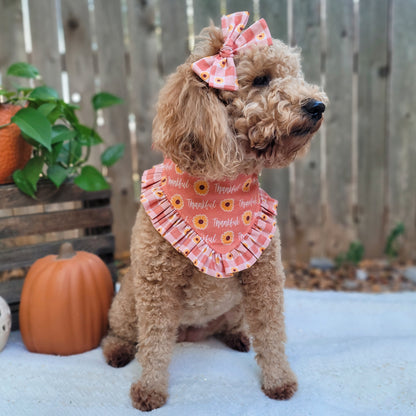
[93,0,137,254]
[259,0,288,43]
[226,0,254,21]
[27,0,62,94]
[0,181,111,209]
[357,0,390,257]
[324,0,356,256]
[291,0,323,259]
[159,0,189,77]
[126,0,162,175]
[0,206,112,238]
[0,0,26,89]
[0,234,115,273]
[61,0,99,166]
[388,0,416,258]
[193,0,222,35]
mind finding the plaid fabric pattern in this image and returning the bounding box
[141,160,278,279]
[191,11,273,91]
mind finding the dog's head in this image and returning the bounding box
[153,14,328,180]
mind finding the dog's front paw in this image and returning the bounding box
[262,380,298,400]
[130,381,167,411]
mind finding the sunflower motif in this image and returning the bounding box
[200,71,210,81]
[221,199,234,212]
[231,267,238,273]
[216,272,223,278]
[174,165,184,174]
[193,214,208,230]
[170,194,184,210]
[160,176,167,186]
[256,32,266,40]
[219,58,227,68]
[242,210,253,225]
[194,180,209,195]
[193,235,201,244]
[200,267,207,273]
[237,24,245,33]
[228,24,234,32]
[183,248,190,256]
[227,252,233,260]
[153,189,164,198]
[214,77,224,85]
[221,231,234,245]
[261,213,268,221]
[242,178,252,192]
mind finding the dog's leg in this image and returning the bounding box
[102,270,137,367]
[240,232,298,400]
[129,209,191,411]
[215,303,250,352]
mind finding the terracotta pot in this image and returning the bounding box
[0,103,32,184]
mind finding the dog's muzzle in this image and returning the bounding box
[302,99,326,121]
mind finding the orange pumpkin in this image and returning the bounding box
[19,242,114,355]
[0,104,32,184]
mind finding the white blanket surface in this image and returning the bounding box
[1,290,415,416]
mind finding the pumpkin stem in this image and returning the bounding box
[57,242,77,259]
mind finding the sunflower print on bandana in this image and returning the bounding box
[140,158,278,279]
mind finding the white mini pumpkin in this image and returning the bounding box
[0,296,12,352]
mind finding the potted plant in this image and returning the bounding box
[0,62,124,197]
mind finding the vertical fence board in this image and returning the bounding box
[127,0,162,175]
[159,0,189,77]
[357,0,389,258]
[324,0,355,255]
[93,0,137,254]
[291,0,323,259]
[259,0,287,43]
[226,0,254,21]
[28,0,62,94]
[193,0,221,35]
[0,0,26,89]
[388,0,416,259]
[61,0,99,166]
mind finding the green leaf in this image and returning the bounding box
[29,86,59,101]
[76,124,103,146]
[92,92,123,110]
[37,103,57,117]
[0,89,16,100]
[101,144,125,167]
[11,107,52,151]
[47,165,69,188]
[57,140,82,165]
[51,125,77,144]
[74,166,110,191]
[7,62,40,79]
[12,170,36,198]
[22,156,43,190]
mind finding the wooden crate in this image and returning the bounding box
[0,181,116,330]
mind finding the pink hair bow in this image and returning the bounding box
[191,11,273,91]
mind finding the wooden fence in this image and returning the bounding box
[0,0,415,262]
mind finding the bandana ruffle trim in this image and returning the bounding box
[140,163,278,278]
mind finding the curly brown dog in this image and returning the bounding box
[102,12,327,412]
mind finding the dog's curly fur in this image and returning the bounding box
[102,24,327,411]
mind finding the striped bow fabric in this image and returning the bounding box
[191,11,273,91]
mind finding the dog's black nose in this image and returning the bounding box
[302,100,326,119]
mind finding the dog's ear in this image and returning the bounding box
[152,28,240,179]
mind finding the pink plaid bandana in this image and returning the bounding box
[141,159,278,278]
[191,11,273,91]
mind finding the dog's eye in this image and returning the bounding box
[252,75,271,87]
